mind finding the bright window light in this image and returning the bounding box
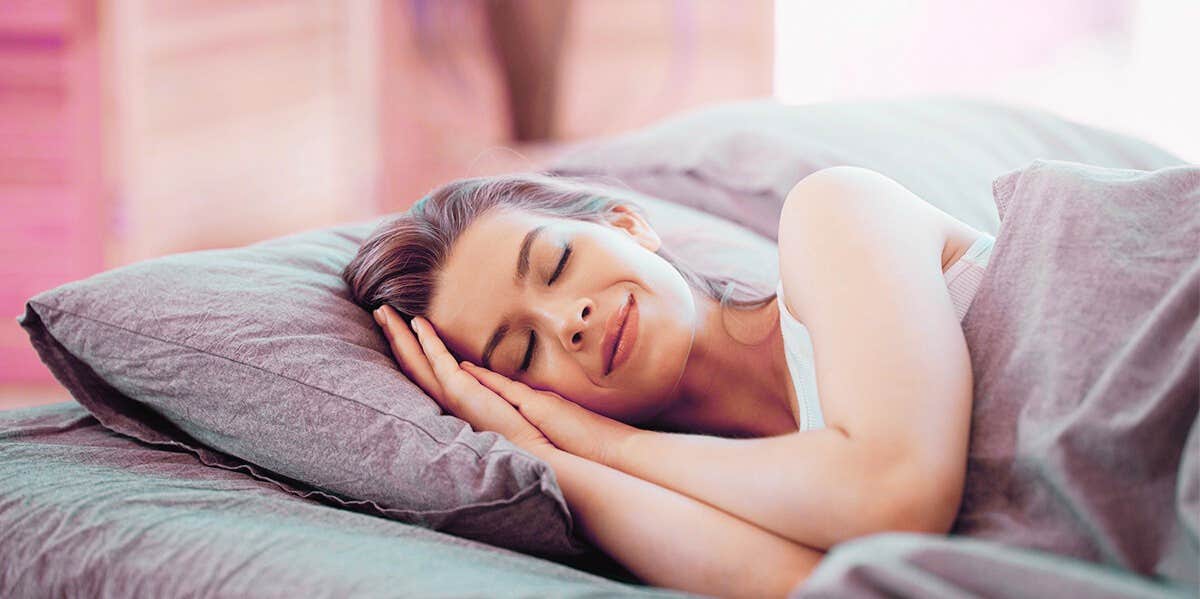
[774,0,1198,162]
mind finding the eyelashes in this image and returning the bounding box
[518,242,572,372]
[547,242,572,285]
[518,330,535,372]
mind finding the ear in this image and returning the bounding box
[607,204,662,252]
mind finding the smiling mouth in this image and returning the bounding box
[605,294,634,375]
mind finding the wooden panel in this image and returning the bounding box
[0,0,103,383]
[557,0,774,140]
[109,0,378,265]
[3,0,380,383]
[0,0,74,35]
[375,0,773,212]
[376,0,534,212]
[0,43,70,185]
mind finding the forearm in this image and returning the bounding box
[533,446,823,599]
[610,427,949,551]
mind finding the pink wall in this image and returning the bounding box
[0,0,773,386]
[377,0,774,212]
[0,1,104,383]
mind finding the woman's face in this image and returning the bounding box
[426,205,698,423]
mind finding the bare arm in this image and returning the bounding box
[606,167,973,551]
[530,445,824,599]
[383,284,823,596]
[612,427,916,552]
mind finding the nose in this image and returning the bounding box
[557,297,594,352]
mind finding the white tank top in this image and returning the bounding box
[777,234,996,431]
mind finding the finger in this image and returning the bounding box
[377,306,438,386]
[465,362,600,423]
[412,314,487,408]
[378,306,438,383]
[376,306,444,400]
[461,362,526,401]
[410,316,472,385]
[460,362,551,414]
[454,365,515,410]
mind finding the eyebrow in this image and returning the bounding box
[515,225,545,284]
[481,225,546,369]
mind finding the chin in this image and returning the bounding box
[637,281,695,396]
[608,327,690,424]
[589,392,664,424]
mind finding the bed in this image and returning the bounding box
[2,396,1191,598]
[0,401,677,598]
[3,98,1197,598]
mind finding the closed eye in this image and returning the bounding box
[518,329,535,372]
[518,243,571,372]
[548,242,572,285]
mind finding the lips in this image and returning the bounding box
[602,293,634,375]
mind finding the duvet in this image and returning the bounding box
[802,160,1198,597]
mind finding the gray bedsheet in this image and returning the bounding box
[0,402,695,599]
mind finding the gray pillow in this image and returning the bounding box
[549,97,1186,240]
[18,190,776,559]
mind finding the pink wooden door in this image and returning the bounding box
[0,0,104,383]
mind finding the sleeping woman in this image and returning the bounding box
[342,165,994,598]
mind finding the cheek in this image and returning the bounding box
[525,367,595,405]
[523,369,574,395]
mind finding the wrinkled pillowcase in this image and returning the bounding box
[19,189,778,558]
[548,97,1185,242]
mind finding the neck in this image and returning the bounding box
[651,286,796,438]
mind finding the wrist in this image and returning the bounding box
[602,427,644,471]
[527,442,565,463]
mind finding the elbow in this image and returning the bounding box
[824,457,963,548]
[864,463,964,540]
[883,485,961,537]
[871,465,964,537]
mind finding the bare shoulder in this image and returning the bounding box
[773,167,976,511]
[775,167,946,321]
[775,166,974,321]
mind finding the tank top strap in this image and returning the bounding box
[943,234,996,321]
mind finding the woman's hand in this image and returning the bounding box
[460,361,642,469]
[374,304,640,467]
[374,304,553,456]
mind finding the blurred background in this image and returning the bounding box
[1,0,1196,407]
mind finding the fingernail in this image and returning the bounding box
[373,308,384,325]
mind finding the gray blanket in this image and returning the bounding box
[0,403,693,598]
[799,160,1198,597]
